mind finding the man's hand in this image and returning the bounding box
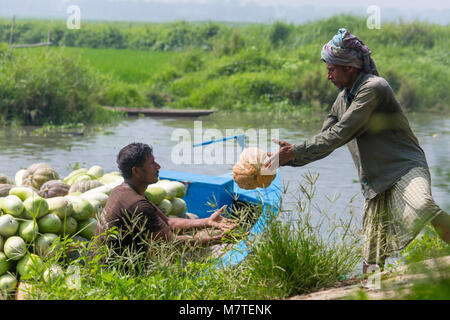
[193,228,250,246]
[207,205,237,231]
[194,229,227,245]
[264,138,295,169]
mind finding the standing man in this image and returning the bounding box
[94,142,236,258]
[266,28,450,273]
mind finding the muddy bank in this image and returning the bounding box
[288,255,450,300]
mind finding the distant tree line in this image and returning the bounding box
[1,15,446,52]
[0,15,448,125]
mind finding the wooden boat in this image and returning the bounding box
[158,168,282,267]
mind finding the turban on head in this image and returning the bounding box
[321,28,378,76]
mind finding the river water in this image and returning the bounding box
[1,112,449,228]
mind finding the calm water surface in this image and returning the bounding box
[1,112,449,224]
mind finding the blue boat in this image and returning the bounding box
[158,168,282,267]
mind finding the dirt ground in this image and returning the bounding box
[288,255,450,300]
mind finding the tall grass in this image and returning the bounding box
[353,226,450,300]
[245,172,362,296]
[400,225,450,265]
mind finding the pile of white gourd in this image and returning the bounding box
[0,163,188,297]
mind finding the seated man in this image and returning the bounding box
[93,142,236,257]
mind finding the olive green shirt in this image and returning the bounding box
[285,72,428,200]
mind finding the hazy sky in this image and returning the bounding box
[108,0,450,9]
[2,0,449,23]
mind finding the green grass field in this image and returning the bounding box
[43,47,179,84]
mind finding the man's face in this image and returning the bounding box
[136,154,160,185]
[325,63,352,90]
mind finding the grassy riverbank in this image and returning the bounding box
[6,172,448,300]
[3,173,362,300]
[0,15,449,125]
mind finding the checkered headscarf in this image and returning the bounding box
[321,28,379,76]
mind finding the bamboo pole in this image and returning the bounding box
[10,42,52,49]
[8,16,53,50]
[47,28,50,51]
[9,15,15,47]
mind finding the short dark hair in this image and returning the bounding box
[117,143,153,179]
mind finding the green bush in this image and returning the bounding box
[208,49,284,78]
[167,73,203,99]
[212,29,247,56]
[0,46,112,125]
[178,72,287,110]
[98,79,147,108]
[174,49,206,73]
[401,225,450,265]
[269,21,292,47]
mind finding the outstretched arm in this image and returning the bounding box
[150,223,230,247]
[265,84,381,169]
[167,205,237,232]
[147,204,236,247]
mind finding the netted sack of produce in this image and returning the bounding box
[232,147,276,190]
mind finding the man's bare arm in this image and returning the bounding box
[150,222,228,247]
[166,205,236,232]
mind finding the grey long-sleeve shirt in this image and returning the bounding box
[285,72,428,200]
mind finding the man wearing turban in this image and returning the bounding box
[266,28,450,273]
